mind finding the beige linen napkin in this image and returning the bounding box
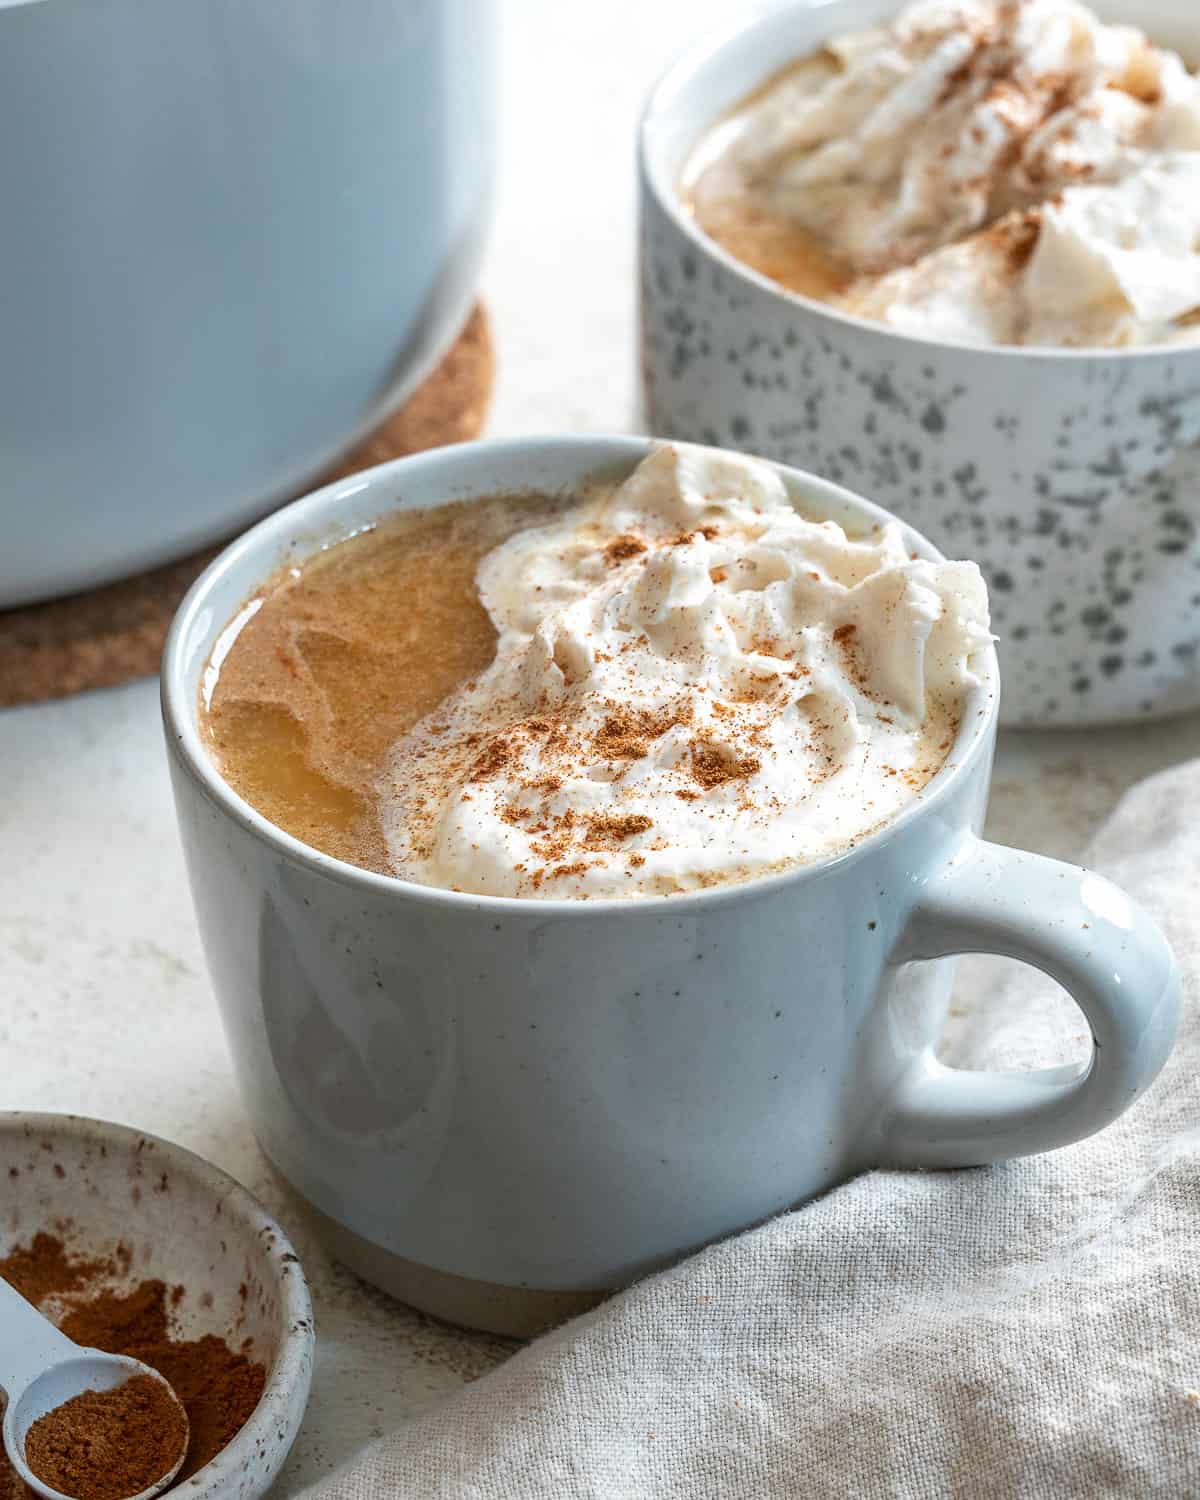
[305,763,1200,1499]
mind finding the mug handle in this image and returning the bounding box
[876,834,1179,1168]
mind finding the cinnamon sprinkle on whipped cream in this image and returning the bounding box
[690,0,1200,347]
[378,446,992,899]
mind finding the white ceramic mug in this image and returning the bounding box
[0,0,494,606]
[639,0,1200,728]
[162,437,1179,1336]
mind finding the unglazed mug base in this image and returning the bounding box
[638,0,1200,728]
[275,1168,606,1339]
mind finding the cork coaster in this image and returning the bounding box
[0,304,494,708]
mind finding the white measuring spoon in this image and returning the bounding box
[0,1275,189,1500]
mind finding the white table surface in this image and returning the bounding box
[3,0,1196,1489]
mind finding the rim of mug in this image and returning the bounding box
[638,0,1199,365]
[161,434,1000,918]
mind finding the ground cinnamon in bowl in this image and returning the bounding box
[0,1234,266,1497]
[24,1374,188,1500]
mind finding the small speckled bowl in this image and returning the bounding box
[0,1114,314,1499]
[639,0,1200,727]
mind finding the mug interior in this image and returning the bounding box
[640,0,1200,356]
[163,436,999,912]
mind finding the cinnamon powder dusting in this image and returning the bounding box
[0,1233,111,1306]
[583,813,654,849]
[690,741,763,791]
[603,534,647,567]
[593,704,689,761]
[0,1235,266,1495]
[25,1376,188,1500]
[468,737,513,782]
[668,525,721,547]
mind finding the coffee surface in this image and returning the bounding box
[683,56,854,303]
[201,493,567,873]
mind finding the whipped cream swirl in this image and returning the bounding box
[380,447,991,899]
[714,0,1200,346]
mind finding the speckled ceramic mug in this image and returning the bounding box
[639,0,1200,727]
[163,437,1179,1338]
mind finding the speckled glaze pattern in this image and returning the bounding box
[161,437,1178,1313]
[0,1114,314,1500]
[638,0,1200,727]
